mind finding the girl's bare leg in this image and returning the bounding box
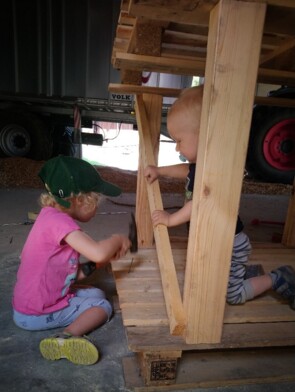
[64,307,108,336]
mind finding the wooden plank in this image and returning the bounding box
[161,46,207,60]
[118,11,136,26]
[163,29,208,47]
[260,37,295,66]
[114,270,184,285]
[254,96,295,108]
[116,285,295,326]
[116,25,133,40]
[136,94,162,248]
[110,83,295,107]
[114,288,289,311]
[111,245,295,271]
[116,290,165,305]
[115,277,163,293]
[258,67,295,86]
[113,52,295,86]
[123,348,295,391]
[120,0,129,12]
[128,0,295,31]
[109,83,181,97]
[128,0,213,26]
[126,323,295,351]
[250,257,295,268]
[135,94,186,335]
[119,300,295,328]
[183,0,267,344]
[113,52,206,76]
[223,300,295,323]
[282,179,295,247]
[121,305,170,327]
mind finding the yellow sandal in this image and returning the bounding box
[39,333,99,365]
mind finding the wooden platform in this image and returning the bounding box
[112,243,295,388]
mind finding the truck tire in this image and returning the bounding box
[0,112,52,160]
[246,106,295,184]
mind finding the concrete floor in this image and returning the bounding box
[0,188,294,392]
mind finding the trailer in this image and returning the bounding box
[0,0,294,184]
[0,0,136,160]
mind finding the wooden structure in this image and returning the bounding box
[109,0,295,388]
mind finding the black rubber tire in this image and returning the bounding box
[0,111,52,160]
[246,106,295,184]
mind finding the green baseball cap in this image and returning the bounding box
[39,155,121,208]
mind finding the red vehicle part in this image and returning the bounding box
[246,105,295,184]
[263,118,295,171]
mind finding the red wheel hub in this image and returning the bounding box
[263,119,295,171]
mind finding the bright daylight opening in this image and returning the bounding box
[82,121,181,170]
[82,75,202,170]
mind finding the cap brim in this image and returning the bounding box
[97,181,121,197]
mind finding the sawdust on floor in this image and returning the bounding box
[0,157,292,195]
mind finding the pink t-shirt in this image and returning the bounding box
[13,206,80,315]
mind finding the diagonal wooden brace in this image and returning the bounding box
[135,94,186,336]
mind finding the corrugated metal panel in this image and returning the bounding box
[0,0,121,99]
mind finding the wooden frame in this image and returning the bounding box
[109,0,295,346]
[109,0,295,387]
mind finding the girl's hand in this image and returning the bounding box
[151,210,170,227]
[111,234,131,260]
[65,230,132,265]
[144,165,159,184]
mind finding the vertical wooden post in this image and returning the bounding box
[282,178,295,247]
[183,0,266,344]
[136,94,162,248]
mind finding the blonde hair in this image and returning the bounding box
[168,85,204,134]
[39,191,101,212]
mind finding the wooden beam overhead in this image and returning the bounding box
[112,0,295,87]
[128,0,213,26]
[113,51,295,86]
[113,52,206,76]
[109,83,181,97]
[109,83,295,108]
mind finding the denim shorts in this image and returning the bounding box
[13,287,112,331]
